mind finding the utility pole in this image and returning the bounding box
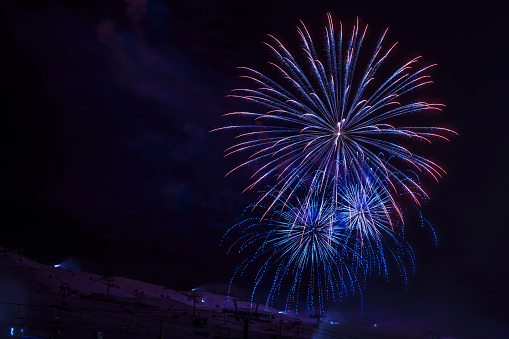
[158,316,164,339]
[103,277,114,295]
[187,294,200,316]
[293,318,302,334]
[310,312,325,330]
[27,290,33,327]
[242,316,249,339]
[59,283,70,306]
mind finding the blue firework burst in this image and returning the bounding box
[224,171,414,312]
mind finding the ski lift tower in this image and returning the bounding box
[183,293,200,316]
[229,299,263,339]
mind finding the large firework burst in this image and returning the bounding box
[215,14,455,216]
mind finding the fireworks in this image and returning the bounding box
[224,177,359,312]
[224,172,414,311]
[217,14,454,312]
[215,14,455,214]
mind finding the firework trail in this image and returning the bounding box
[214,14,456,217]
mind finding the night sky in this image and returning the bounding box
[3,0,508,335]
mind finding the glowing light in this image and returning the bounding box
[224,172,414,312]
[218,13,454,314]
[216,14,455,218]
[10,327,13,336]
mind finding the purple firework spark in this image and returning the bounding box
[215,14,456,220]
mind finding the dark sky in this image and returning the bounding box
[3,0,509,335]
